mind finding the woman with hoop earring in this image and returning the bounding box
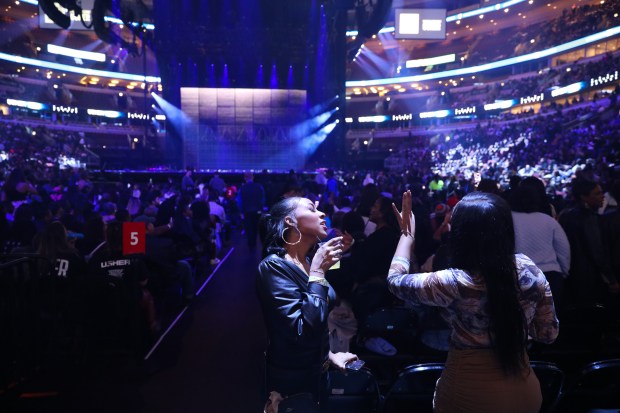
[257,196,358,407]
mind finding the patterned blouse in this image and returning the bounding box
[388,253,559,349]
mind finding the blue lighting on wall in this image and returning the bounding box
[346,26,620,87]
[0,52,161,82]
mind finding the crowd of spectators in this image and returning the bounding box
[381,94,619,199]
[0,161,236,364]
[0,121,89,176]
[466,0,620,66]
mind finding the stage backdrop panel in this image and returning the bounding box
[181,88,307,171]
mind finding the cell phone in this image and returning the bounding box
[345,359,365,371]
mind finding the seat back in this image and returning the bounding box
[530,361,564,413]
[0,254,53,389]
[325,367,380,413]
[85,273,144,358]
[276,393,319,413]
[361,306,418,350]
[382,363,444,413]
[558,359,620,413]
[363,307,417,334]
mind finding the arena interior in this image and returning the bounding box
[1,0,620,412]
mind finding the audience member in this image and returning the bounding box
[256,197,357,403]
[388,190,558,413]
[511,183,571,313]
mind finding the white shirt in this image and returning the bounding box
[209,201,226,232]
[512,211,571,276]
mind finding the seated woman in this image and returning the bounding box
[257,196,357,405]
[389,190,559,413]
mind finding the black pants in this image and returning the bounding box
[544,271,565,315]
[243,211,261,248]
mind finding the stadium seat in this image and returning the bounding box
[274,392,319,413]
[360,306,418,351]
[324,367,381,413]
[557,359,620,413]
[530,360,564,413]
[382,362,444,413]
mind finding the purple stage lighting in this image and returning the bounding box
[288,65,294,89]
[270,64,278,88]
[222,64,229,88]
[257,64,264,88]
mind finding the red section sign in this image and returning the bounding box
[123,222,146,255]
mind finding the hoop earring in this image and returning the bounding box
[282,226,302,245]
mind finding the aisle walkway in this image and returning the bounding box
[140,238,268,413]
[1,233,268,413]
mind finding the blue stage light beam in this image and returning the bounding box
[291,107,338,140]
[307,96,339,117]
[0,18,40,43]
[354,53,389,81]
[298,120,339,153]
[378,32,404,65]
[151,92,191,132]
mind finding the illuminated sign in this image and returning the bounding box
[39,0,95,30]
[47,44,106,62]
[344,117,354,123]
[392,113,413,121]
[454,106,476,116]
[358,115,389,123]
[53,105,78,114]
[87,109,123,118]
[406,54,456,69]
[6,99,45,111]
[590,71,618,87]
[484,100,515,111]
[520,93,544,105]
[395,9,446,40]
[128,112,150,120]
[550,82,585,97]
[154,114,166,121]
[419,110,450,119]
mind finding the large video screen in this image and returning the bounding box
[395,9,446,40]
[181,88,308,171]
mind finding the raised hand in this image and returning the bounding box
[392,190,415,238]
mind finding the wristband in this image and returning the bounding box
[309,276,330,287]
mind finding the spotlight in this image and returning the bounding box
[39,0,82,30]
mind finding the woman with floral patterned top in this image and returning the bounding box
[389,190,559,413]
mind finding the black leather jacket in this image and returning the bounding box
[257,254,336,371]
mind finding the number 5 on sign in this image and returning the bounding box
[123,222,146,255]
